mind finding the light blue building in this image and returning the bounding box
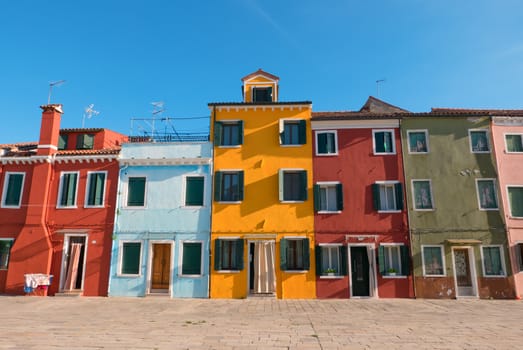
[108,140,211,298]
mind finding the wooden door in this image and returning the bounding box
[151,244,171,290]
[351,247,370,297]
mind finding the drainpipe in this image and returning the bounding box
[399,117,417,298]
[208,106,216,299]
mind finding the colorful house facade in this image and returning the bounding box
[0,104,126,296]
[311,97,414,298]
[209,70,316,299]
[402,110,515,299]
[108,140,212,298]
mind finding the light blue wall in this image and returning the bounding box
[109,142,212,298]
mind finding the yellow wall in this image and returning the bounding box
[210,103,316,299]
[243,76,278,103]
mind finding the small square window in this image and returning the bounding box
[372,182,403,212]
[422,245,445,276]
[281,238,310,271]
[505,134,523,153]
[120,241,141,275]
[314,183,343,212]
[507,186,523,218]
[280,170,307,202]
[1,172,25,208]
[412,180,434,210]
[476,179,498,210]
[214,121,243,147]
[85,172,106,207]
[215,171,244,202]
[57,172,79,208]
[185,176,204,206]
[469,130,490,153]
[0,239,14,270]
[319,245,341,276]
[379,245,409,276]
[181,241,202,275]
[481,246,505,277]
[214,239,244,271]
[280,120,306,146]
[127,177,146,207]
[252,87,273,102]
[373,130,395,154]
[76,134,94,150]
[315,131,338,155]
[407,130,428,153]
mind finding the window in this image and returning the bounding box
[476,179,498,210]
[505,134,523,153]
[181,241,202,275]
[185,176,204,207]
[126,177,146,207]
[58,134,68,150]
[85,172,106,207]
[407,130,428,153]
[314,183,343,212]
[378,244,410,276]
[507,186,523,218]
[214,239,244,271]
[214,121,243,147]
[372,182,403,212]
[214,171,244,202]
[279,120,306,146]
[120,241,141,275]
[316,245,346,276]
[422,245,445,276]
[1,172,25,208]
[0,239,14,270]
[280,238,310,271]
[57,172,79,208]
[252,87,273,102]
[315,131,338,155]
[469,130,490,153]
[481,246,505,277]
[373,129,395,154]
[412,180,434,210]
[279,169,307,202]
[516,243,523,272]
[76,134,94,150]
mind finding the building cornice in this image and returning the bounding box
[311,119,399,130]
[119,157,211,166]
[1,154,118,165]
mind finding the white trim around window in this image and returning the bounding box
[182,174,207,208]
[475,178,499,211]
[178,240,204,277]
[372,129,396,155]
[504,133,523,153]
[411,179,435,211]
[315,130,338,156]
[468,129,490,154]
[84,171,107,208]
[56,171,80,209]
[118,240,143,277]
[506,185,523,219]
[1,172,25,209]
[123,175,148,209]
[480,245,506,277]
[421,245,446,277]
[406,129,429,154]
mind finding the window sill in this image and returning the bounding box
[373,152,396,155]
[84,205,105,209]
[218,145,241,149]
[318,211,342,214]
[408,152,429,155]
[316,153,339,157]
[509,216,523,220]
[423,274,446,277]
[319,275,344,279]
[179,274,203,278]
[479,208,499,211]
[377,210,401,213]
[216,270,241,274]
[471,151,490,154]
[413,208,435,212]
[217,201,242,204]
[281,200,306,204]
[183,205,205,209]
[280,144,304,147]
[482,274,506,278]
[122,206,147,210]
[56,206,78,209]
[382,275,407,279]
[283,270,308,274]
[0,205,21,209]
[117,274,141,278]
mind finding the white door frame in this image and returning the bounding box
[59,233,88,292]
[246,239,276,295]
[146,240,174,295]
[347,243,378,298]
[451,246,479,298]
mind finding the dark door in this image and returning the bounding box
[249,243,255,291]
[351,246,370,297]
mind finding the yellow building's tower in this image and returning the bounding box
[209,70,315,298]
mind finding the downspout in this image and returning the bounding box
[208,105,216,298]
[399,116,417,298]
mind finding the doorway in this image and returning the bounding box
[452,247,478,297]
[60,235,87,292]
[248,241,276,295]
[150,243,171,294]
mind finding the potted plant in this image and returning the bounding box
[325,268,336,276]
[387,268,397,276]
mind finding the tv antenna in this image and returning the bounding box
[151,101,165,116]
[82,104,100,128]
[376,79,386,97]
[47,80,66,104]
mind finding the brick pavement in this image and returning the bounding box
[1,296,522,349]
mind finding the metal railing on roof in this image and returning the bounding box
[128,132,210,143]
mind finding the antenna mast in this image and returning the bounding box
[375,79,386,97]
[82,104,100,128]
[47,80,66,104]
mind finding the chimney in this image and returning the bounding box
[37,104,63,156]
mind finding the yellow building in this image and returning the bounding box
[209,69,316,299]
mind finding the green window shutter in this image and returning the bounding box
[238,120,244,145]
[127,177,145,206]
[235,239,244,270]
[58,134,68,150]
[121,242,141,274]
[5,174,23,206]
[182,242,202,275]
[278,169,284,201]
[315,246,322,276]
[298,120,306,145]
[400,245,410,275]
[375,132,385,153]
[300,171,308,201]
[214,239,222,271]
[336,184,344,211]
[313,185,320,211]
[509,187,523,217]
[302,239,310,270]
[61,173,78,206]
[88,173,105,206]
[214,172,222,202]
[268,86,273,101]
[340,246,348,276]
[186,177,204,206]
[317,133,327,154]
[280,239,288,271]
[214,122,223,146]
[394,183,403,210]
[238,171,244,201]
[372,184,381,211]
[378,245,386,275]
[516,244,523,272]
[279,121,285,145]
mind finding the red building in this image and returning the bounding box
[0,104,126,296]
[311,97,414,298]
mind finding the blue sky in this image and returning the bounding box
[1,0,522,144]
